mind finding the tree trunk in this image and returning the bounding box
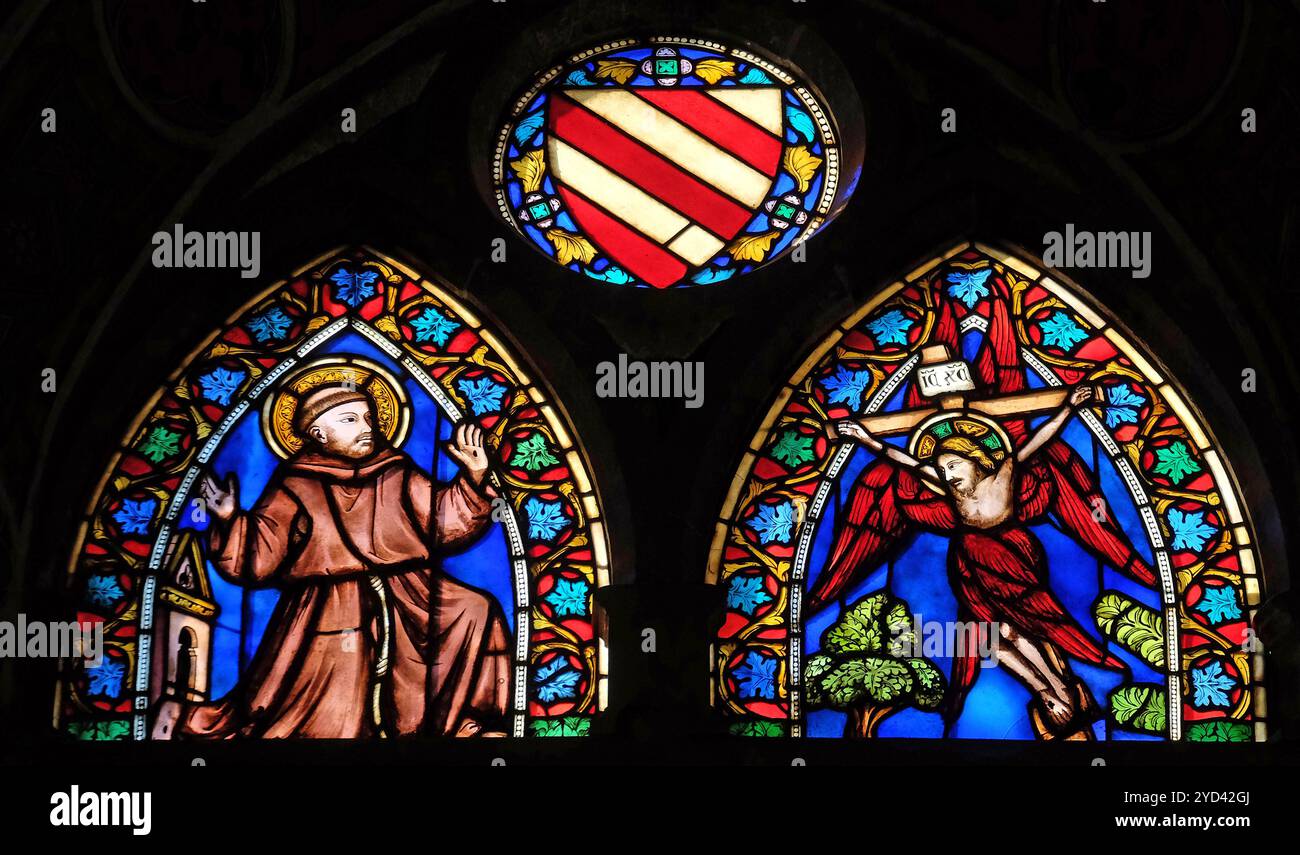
[846,705,893,738]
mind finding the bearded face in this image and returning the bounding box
[936,452,986,497]
[307,402,376,460]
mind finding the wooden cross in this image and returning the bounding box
[827,345,1100,440]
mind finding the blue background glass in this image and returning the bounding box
[803,363,1163,740]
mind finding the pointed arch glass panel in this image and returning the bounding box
[59,247,610,740]
[708,241,1265,742]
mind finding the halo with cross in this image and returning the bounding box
[908,411,1012,464]
[262,356,410,459]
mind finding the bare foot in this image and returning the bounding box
[1039,691,1075,729]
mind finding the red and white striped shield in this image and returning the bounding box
[548,87,784,288]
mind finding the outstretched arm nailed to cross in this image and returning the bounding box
[826,345,1102,491]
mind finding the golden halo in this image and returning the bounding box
[262,356,410,459]
[908,410,1012,464]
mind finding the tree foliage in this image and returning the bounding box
[804,591,946,731]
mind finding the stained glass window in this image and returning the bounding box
[58,248,609,740]
[492,36,851,288]
[709,242,1264,742]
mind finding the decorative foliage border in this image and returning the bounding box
[708,240,1265,742]
[58,247,610,740]
[492,35,842,288]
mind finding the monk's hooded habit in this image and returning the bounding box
[180,445,510,738]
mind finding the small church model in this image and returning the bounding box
[148,530,220,739]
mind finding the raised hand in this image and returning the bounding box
[1069,385,1095,408]
[200,473,238,522]
[447,421,491,486]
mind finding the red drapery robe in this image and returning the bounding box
[810,451,1154,725]
[180,447,511,738]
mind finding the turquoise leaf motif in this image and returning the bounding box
[1167,508,1217,552]
[247,307,292,342]
[533,657,580,702]
[734,651,778,699]
[584,265,634,285]
[87,659,126,698]
[749,501,795,545]
[1195,586,1242,625]
[410,308,461,346]
[691,267,736,284]
[514,111,545,145]
[456,377,507,415]
[85,575,125,608]
[545,578,590,617]
[198,367,246,406]
[727,576,773,616]
[866,309,914,346]
[821,366,872,410]
[525,497,568,541]
[946,269,991,308]
[330,268,378,307]
[1104,383,1146,428]
[1038,311,1088,350]
[1191,661,1235,708]
[785,104,815,142]
[113,499,156,535]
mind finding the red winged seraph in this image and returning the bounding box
[806,275,1158,727]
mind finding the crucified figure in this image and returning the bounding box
[825,384,1137,737]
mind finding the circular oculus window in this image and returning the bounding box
[492,36,851,289]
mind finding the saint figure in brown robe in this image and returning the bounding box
[174,385,510,738]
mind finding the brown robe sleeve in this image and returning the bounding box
[406,468,497,552]
[209,483,304,584]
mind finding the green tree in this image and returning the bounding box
[804,590,946,738]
